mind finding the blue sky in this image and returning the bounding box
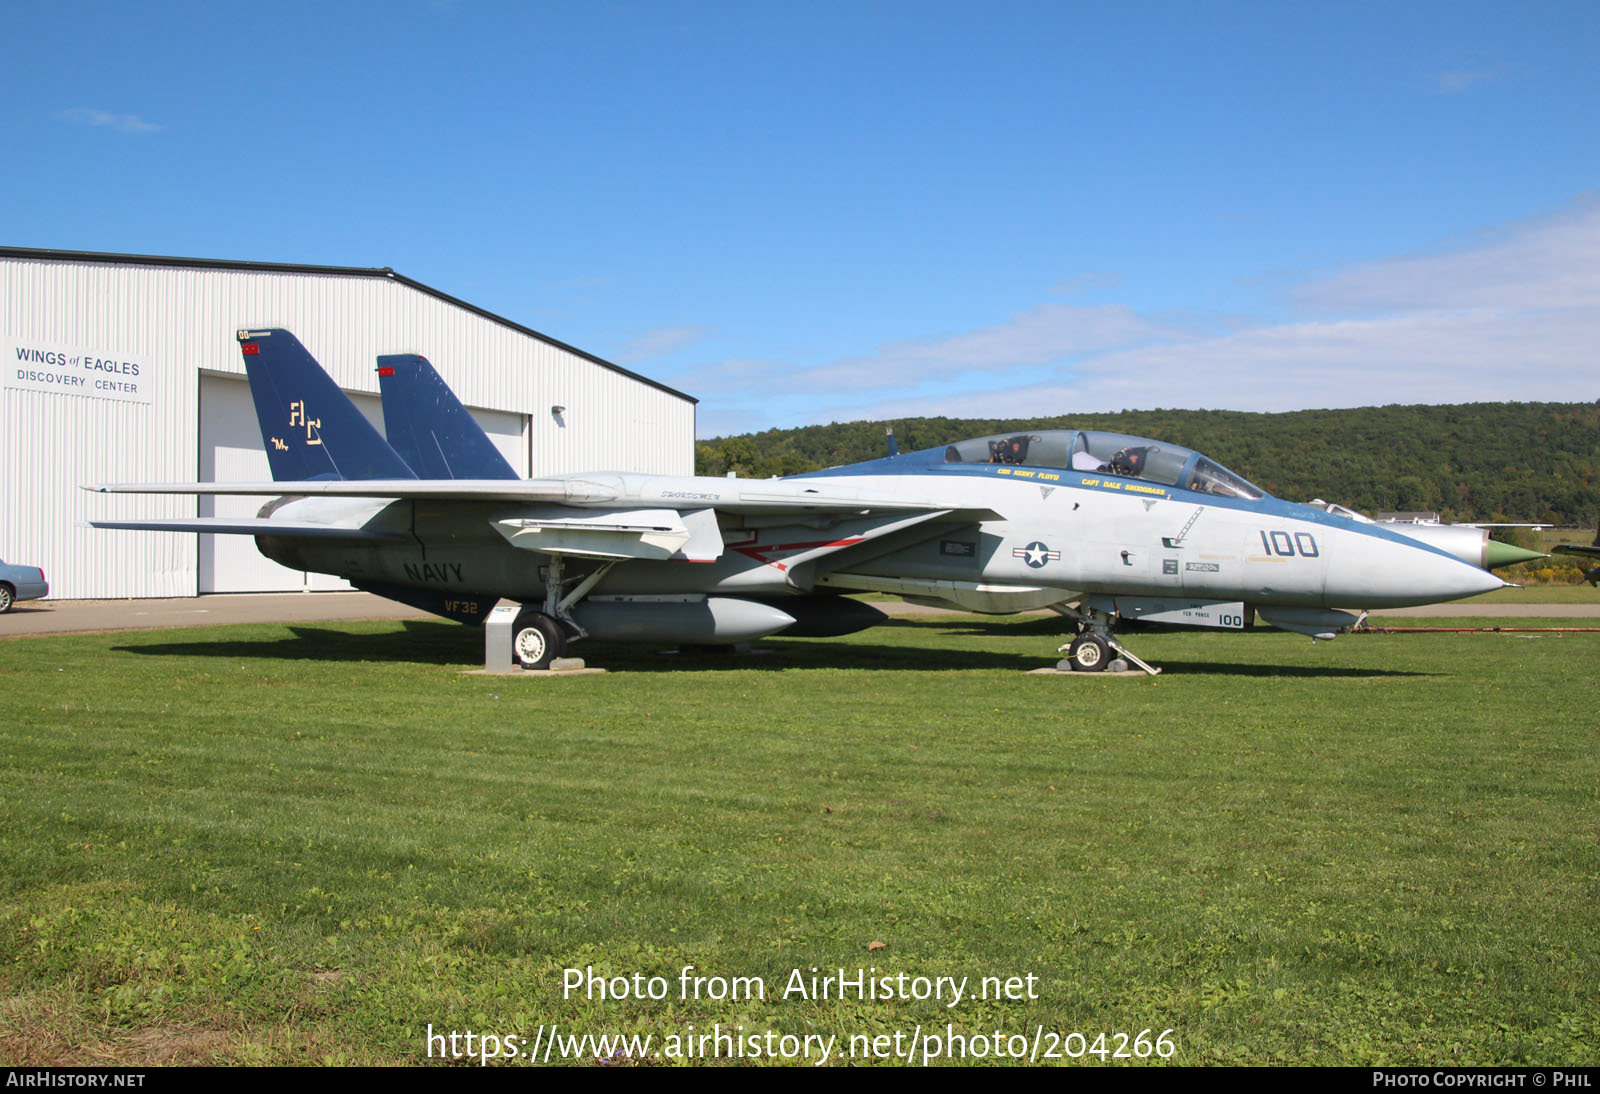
[5,1,1597,436]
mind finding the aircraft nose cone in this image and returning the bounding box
[1427,557,1506,602]
[1326,532,1505,607]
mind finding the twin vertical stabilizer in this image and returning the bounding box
[237,329,417,482]
[377,354,518,480]
[238,329,513,483]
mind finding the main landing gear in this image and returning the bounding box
[510,555,617,670]
[1050,604,1161,676]
[511,608,567,670]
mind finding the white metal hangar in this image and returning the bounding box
[0,246,697,600]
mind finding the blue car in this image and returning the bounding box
[0,559,48,613]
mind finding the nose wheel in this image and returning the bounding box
[1052,604,1161,675]
[1064,633,1113,672]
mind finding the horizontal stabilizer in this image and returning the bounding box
[84,478,975,517]
[84,517,405,541]
[86,479,583,501]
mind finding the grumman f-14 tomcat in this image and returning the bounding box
[87,329,1535,674]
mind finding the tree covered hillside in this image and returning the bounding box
[696,402,1600,526]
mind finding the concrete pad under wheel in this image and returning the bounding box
[1027,666,1153,676]
[465,658,606,677]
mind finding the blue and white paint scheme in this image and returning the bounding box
[87,330,1507,672]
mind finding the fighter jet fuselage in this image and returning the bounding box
[257,467,1495,611]
[89,330,1508,671]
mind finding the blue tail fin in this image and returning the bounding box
[237,329,417,482]
[376,353,519,480]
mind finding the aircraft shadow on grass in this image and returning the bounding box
[111,618,1431,679]
[881,617,1432,678]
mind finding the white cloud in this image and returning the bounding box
[694,403,774,439]
[612,325,708,363]
[693,196,1600,432]
[795,302,1185,391]
[677,356,786,394]
[681,301,1189,399]
[59,108,162,134]
[1294,197,1600,313]
[1054,306,1594,413]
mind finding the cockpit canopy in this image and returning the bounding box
[935,429,1266,499]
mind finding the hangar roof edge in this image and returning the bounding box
[0,245,698,405]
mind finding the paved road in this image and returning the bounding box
[0,592,431,637]
[2,592,1597,638]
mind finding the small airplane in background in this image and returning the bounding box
[1554,522,1600,586]
[87,329,1535,673]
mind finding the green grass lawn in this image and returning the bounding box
[1,615,1596,1066]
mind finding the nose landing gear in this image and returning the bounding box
[1051,604,1161,675]
[1064,632,1113,671]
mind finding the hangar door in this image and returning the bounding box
[197,374,529,593]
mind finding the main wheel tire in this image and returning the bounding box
[0,584,13,614]
[511,610,565,670]
[1067,634,1112,672]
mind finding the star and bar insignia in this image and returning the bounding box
[1012,541,1060,568]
